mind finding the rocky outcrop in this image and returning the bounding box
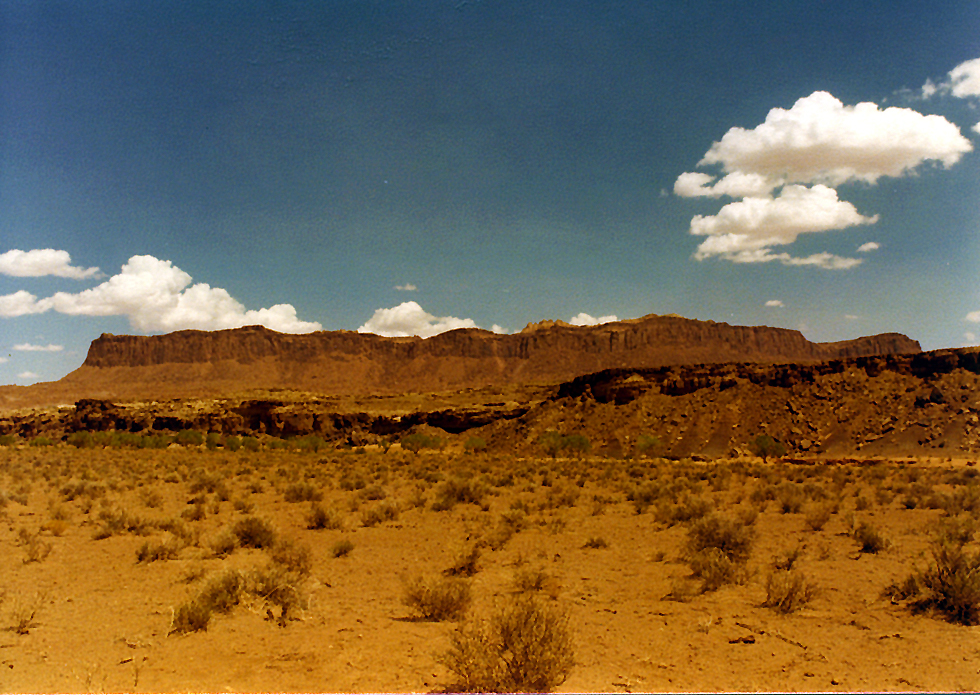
[48,314,920,402]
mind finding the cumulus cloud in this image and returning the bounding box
[845,314,860,320]
[17,371,38,379]
[966,311,980,323]
[358,301,478,338]
[0,290,50,317]
[13,343,63,352]
[0,249,100,279]
[677,91,971,269]
[973,122,980,135]
[765,300,783,307]
[691,91,970,188]
[394,283,417,291]
[569,313,618,326]
[948,58,980,98]
[2,255,321,334]
[857,241,880,252]
[690,184,876,265]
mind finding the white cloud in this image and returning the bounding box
[394,283,417,291]
[569,313,618,326]
[0,290,50,317]
[0,249,100,279]
[491,324,507,334]
[845,314,860,320]
[948,58,980,98]
[964,331,977,344]
[765,300,783,307]
[0,356,7,363]
[17,371,38,379]
[6,255,321,334]
[857,241,880,252]
[696,91,971,187]
[13,343,63,352]
[690,184,876,266]
[973,122,980,135]
[358,301,478,338]
[921,78,939,99]
[677,91,971,270]
[966,311,980,323]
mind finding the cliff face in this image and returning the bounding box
[60,314,920,400]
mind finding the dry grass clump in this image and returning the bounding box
[6,592,45,635]
[17,528,52,563]
[512,564,562,598]
[170,569,245,634]
[331,538,354,558]
[763,569,816,613]
[232,516,278,548]
[804,501,835,531]
[307,502,345,530]
[402,575,472,621]
[283,481,323,503]
[852,521,888,553]
[432,477,488,512]
[685,514,753,592]
[886,540,980,625]
[441,594,574,693]
[136,534,183,563]
[445,541,482,577]
[360,500,399,527]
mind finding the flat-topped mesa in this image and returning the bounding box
[65,314,920,399]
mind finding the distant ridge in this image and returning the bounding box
[16,313,917,404]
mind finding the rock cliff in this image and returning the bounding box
[58,314,919,401]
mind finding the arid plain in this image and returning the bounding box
[1,316,979,692]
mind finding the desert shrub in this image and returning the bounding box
[635,434,661,457]
[465,436,488,453]
[361,500,399,527]
[887,541,980,625]
[763,570,816,613]
[175,429,205,447]
[432,478,487,511]
[441,594,574,693]
[538,431,564,459]
[331,538,354,557]
[283,481,323,503]
[689,548,746,592]
[0,434,18,446]
[225,435,242,452]
[269,539,313,579]
[93,508,151,539]
[205,432,221,450]
[307,502,344,530]
[67,431,95,448]
[686,514,752,563]
[232,516,278,549]
[29,436,54,447]
[804,502,835,531]
[170,569,246,634]
[933,515,977,546]
[852,521,888,553]
[629,482,664,514]
[562,434,590,457]
[445,541,482,577]
[582,536,608,549]
[512,565,561,597]
[136,535,182,563]
[181,502,207,522]
[749,434,786,463]
[402,575,472,621]
[777,483,806,514]
[360,483,387,501]
[657,494,713,525]
[241,436,260,452]
[8,593,44,635]
[17,528,52,563]
[209,529,238,557]
[401,432,440,454]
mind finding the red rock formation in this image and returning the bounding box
[52,314,920,401]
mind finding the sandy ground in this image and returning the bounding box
[1,447,978,693]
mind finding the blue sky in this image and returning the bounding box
[2,1,980,384]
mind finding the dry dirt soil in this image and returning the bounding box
[1,445,979,693]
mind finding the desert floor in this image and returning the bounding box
[1,445,978,693]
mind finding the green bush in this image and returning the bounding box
[225,435,242,452]
[175,429,205,446]
[242,436,260,452]
[67,431,94,448]
[401,432,440,454]
[464,436,488,453]
[749,434,787,463]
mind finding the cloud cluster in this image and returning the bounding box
[0,249,100,279]
[676,90,972,267]
[765,300,784,307]
[569,312,618,326]
[358,301,478,338]
[394,283,417,292]
[0,254,321,334]
[13,343,63,352]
